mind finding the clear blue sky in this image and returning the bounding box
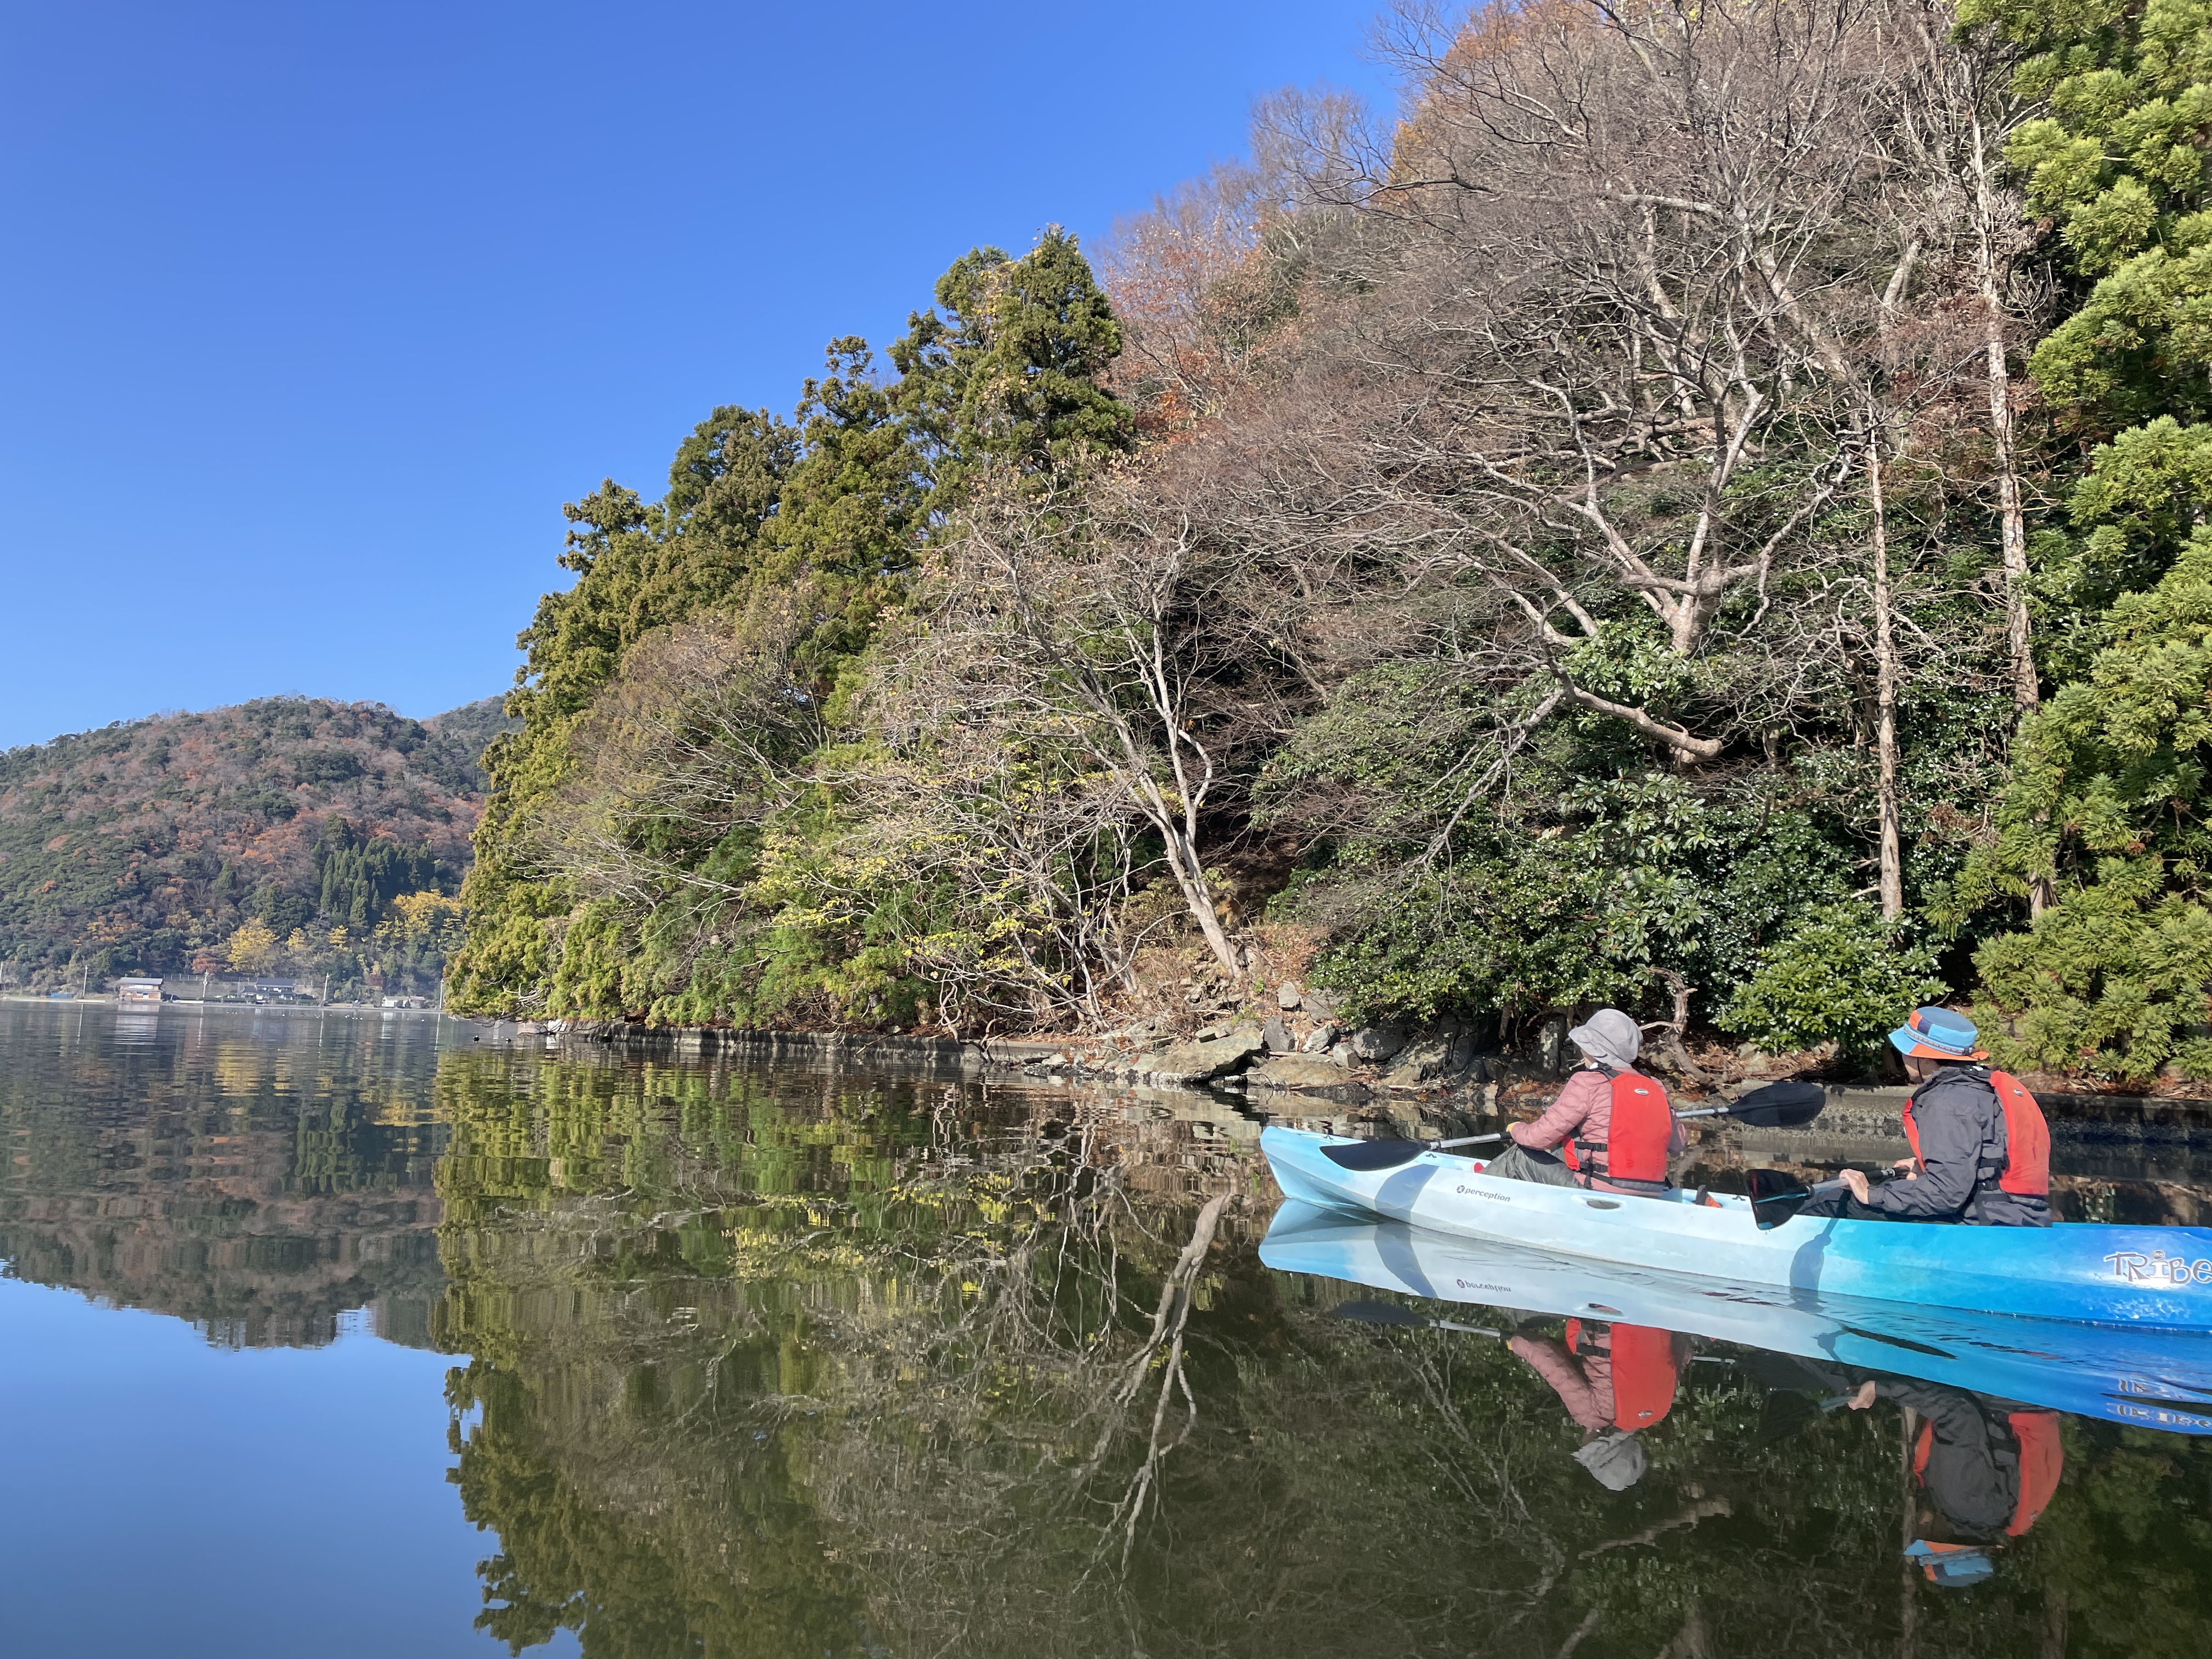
[0,0,1391,751]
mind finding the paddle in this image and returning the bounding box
[1335,1301,1736,1368]
[1333,1299,1504,1337]
[1319,1079,1828,1172]
[1747,1166,1900,1230]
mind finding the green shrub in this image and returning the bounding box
[1972,864,2212,1081]
[1298,775,1864,1032]
[1718,902,1945,1059]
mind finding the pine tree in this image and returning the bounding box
[889,226,1131,516]
[1965,528,2212,1077]
[451,236,1132,1019]
[1953,0,2212,1075]
[1966,0,2212,434]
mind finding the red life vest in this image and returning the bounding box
[1565,1319,1681,1430]
[1560,1069,1674,1184]
[1900,1067,2050,1198]
[1912,1409,2063,1537]
[2004,1411,2064,1536]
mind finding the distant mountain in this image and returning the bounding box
[0,695,516,988]
[420,696,520,787]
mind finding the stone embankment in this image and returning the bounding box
[553,984,1570,1120]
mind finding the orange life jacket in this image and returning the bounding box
[2004,1411,2064,1535]
[1565,1319,1681,1430]
[1900,1067,2050,1198]
[1561,1069,1674,1185]
[1912,1408,2064,1537]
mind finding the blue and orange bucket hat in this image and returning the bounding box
[1889,1007,1989,1061]
[1904,1540,1997,1587]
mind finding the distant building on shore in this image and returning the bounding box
[116,977,163,1006]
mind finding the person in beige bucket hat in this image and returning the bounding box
[1482,1008,1686,1193]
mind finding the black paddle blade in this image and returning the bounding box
[1747,1166,1814,1229]
[1728,1080,1827,1129]
[1756,1389,1822,1447]
[1333,1299,1430,1328]
[1319,1137,1430,1172]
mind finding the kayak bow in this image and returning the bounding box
[1261,1124,2212,1331]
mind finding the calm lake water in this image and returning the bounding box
[4,1000,2210,1658]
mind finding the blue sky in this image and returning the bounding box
[0,0,1391,751]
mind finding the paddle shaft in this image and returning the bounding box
[1420,1316,1500,1336]
[1344,1301,1739,1359]
[1754,1171,1898,1205]
[1319,1081,1825,1172]
[1429,1105,1734,1155]
[1333,1301,1503,1337]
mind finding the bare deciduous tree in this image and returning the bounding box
[535,589,821,957]
[1231,0,1919,766]
[875,471,1282,977]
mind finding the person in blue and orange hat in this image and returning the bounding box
[1801,1007,2052,1228]
[1772,1364,2063,1588]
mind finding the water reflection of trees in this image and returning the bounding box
[0,1007,446,1345]
[429,1052,2212,1657]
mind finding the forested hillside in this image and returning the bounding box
[0,696,514,995]
[454,0,2212,1084]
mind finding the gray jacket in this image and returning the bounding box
[1874,1379,2030,1542]
[1869,1064,2051,1227]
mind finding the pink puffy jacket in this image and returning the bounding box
[1507,1068,1686,1192]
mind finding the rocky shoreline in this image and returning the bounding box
[541,984,2212,1144]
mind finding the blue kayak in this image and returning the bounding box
[1258,1200,2212,1435]
[1262,1125,2212,1333]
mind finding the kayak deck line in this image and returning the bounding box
[1260,1125,2212,1334]
[1257,1201,2212,1435]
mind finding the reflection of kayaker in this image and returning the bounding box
[1484,1010,1687,1195]
[1747,1350,2064,1589]
[1848,1378,2064,1588]
[1508,1318,1690,1489]
[1804,1008,2051,1228]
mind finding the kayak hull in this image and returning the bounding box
[1261,1125,2212,1332]
[1259,1200,2212,1434]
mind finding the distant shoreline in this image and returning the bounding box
[0,994,450,1017]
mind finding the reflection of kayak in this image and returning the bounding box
[1262,1125,2212,1333]
[1259,1200,2212,1435]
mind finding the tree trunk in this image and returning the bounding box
[1900,1406,1921,1658]
[1869,439,1905,922]
[1158,819,1239,974]
[1968,108,2038,723]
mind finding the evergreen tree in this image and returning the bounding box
[1986,0,2212,435]
[452,410,797,1015]
[1965,528,2212,1077]
[452,235,1130,1020]
[890,226,1132,515]
[1953,0,2212,1073]
[760,338,927,678]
